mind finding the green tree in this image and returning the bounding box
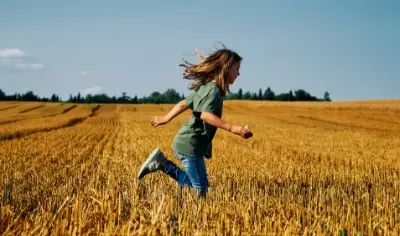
[243,91,251,100]
[0,89,6,100]
[149,91,162,104]
[258,89,263,100]
[50,93,60,102]
[21,91,38,101]
[237,88,243,99]
[294,89,318,101]
[132,95,138,104]
[92,93,110,103]
[119,92,130,103]
[77,92,82,103]
[251,92,258,100]
[324,91,331,102]
[163,89,181,103]
[85,94,93,103]
[263,87,275,100]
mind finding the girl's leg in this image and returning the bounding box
[138,148,209,197]
[194,156,209,195]
[138,148,192,187]
[174,151,209,198]
[162,159,192,187]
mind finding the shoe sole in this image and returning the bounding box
[137,148,161,179]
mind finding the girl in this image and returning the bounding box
[137,46,253,198]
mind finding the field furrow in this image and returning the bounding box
[0,103,79,124]
[0,105,98,142]
[0,104,20,112]
[0,102,45,115]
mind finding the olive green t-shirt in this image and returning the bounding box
[172,82,223,158]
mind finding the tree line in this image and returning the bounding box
[0,87,331,104]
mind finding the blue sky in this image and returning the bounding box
[1,0,399,101]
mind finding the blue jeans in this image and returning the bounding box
[162,151,209,197]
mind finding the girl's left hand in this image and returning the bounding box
[151,116,169,127]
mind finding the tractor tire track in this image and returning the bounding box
[0,105,101,142]
[19,105,45,113]
[347,114,400,126]
[0,119,24,125]
[297,115,390,133]
[1,105,79,126]
[0,105,20,112]
[44,105,78,117]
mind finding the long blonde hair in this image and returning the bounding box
[179,44,242,96]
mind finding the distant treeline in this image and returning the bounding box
[0,87,331,104]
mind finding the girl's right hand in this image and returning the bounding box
[230,125,253,139]
[151,116,169,127]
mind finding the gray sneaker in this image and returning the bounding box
[137,148,167,179]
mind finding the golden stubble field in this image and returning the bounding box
[0,100,400,235]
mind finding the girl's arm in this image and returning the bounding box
[164,99,190,122]
[151,99,190,127]
[198,111,231,131]
[199,111,251,138]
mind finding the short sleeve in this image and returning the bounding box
[194,89,220,114]
[185,93,194,110]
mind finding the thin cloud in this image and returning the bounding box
[0,48,24,58]
[80,71,91,76]
[81,86,103,95]
[0,48,44,71]
[15,63,44,69]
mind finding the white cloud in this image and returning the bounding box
[81,86,103,95]
[80,71,91,76]
[0,48,24,58]
[15,63,44,69]
[0,48,44,71]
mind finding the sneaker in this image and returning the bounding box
[137,148,167,179]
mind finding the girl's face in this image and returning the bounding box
[227,61,241,85]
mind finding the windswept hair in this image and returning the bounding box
[179,44,242,96]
